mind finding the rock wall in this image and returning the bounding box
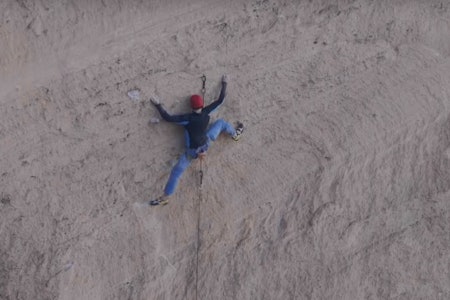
[1,0,449,299]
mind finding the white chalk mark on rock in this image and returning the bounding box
[127,89,141,102]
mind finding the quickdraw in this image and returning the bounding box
[201,74,206,98]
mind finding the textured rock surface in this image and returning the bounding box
[1,0,449,299]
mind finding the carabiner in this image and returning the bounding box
[201,74,206,96]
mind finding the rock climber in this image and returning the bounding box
[148,74,244,206]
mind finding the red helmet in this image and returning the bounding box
[190,94,204,109]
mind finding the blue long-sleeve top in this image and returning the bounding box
[154,82,227,149]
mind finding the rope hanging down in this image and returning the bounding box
[195,158,203,300]
[195,74,206,300]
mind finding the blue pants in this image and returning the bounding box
[164,119,236,196]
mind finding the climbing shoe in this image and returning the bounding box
[232,122,244,141]
[149,196,169,206]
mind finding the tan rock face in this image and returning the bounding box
[1,0,449,299]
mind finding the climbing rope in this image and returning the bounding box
[195,75,206,300]
[195,157,203,300]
